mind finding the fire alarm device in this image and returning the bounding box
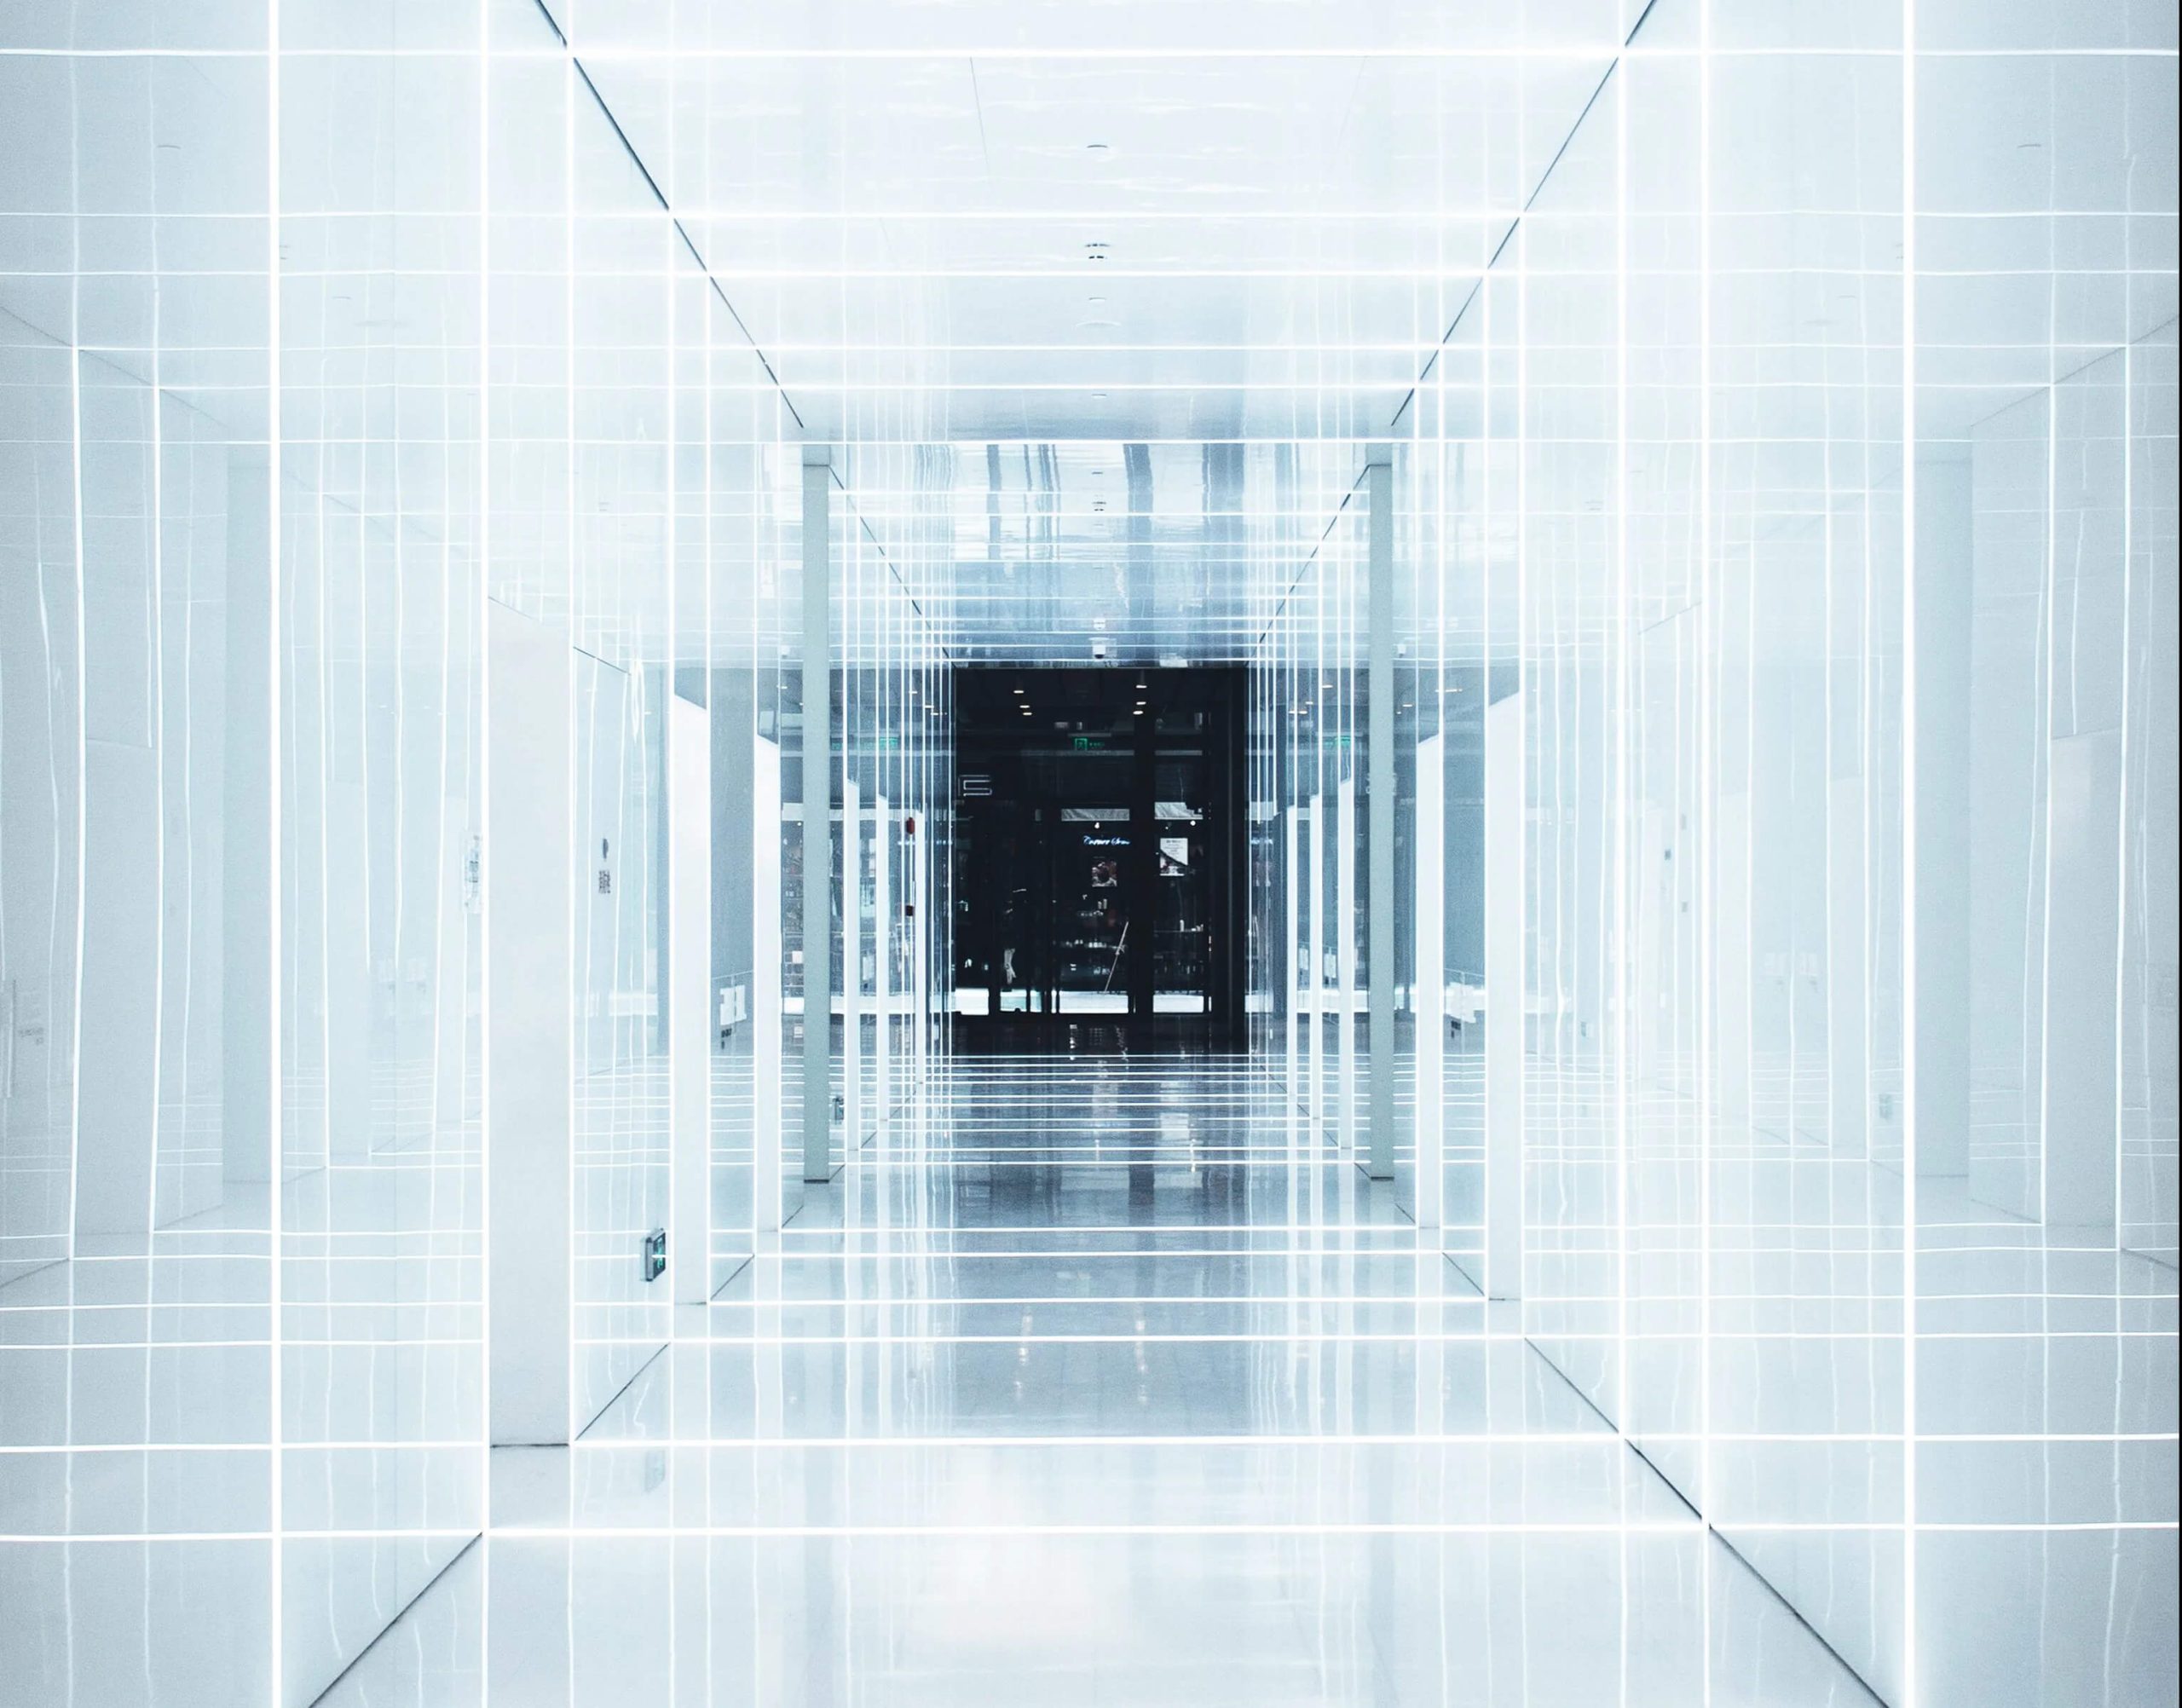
[904,815,916,836]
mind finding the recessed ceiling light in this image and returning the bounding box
[1013,686,1024,694]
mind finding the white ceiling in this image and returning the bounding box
[1,0,2173,668]
[576,43,1618,444]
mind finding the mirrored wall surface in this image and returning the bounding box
[1391,3,2180,1701]
[0,1,825,1699]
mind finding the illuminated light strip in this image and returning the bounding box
[1611,29,1632,1492]
[61,111,89,1698]
[585,1328,2175,1346]
[685,1284,2178,1313]
[5,1520,2169,1547]
[1898,1,1922,1699]
[66,205,87,1278]
[263,1,286,1697]
[476,20,494,1676]
[772,1230,1448,1238]
[2,1428,2173,1457]
[570,1429,2182,1449]
[1,43,2173,58]
[0,1338,486,1350]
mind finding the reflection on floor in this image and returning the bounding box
[318,1055,1877,1707]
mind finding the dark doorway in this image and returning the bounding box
[953,666,1246,1051]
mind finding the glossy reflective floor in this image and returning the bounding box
[313,1055,1876,1707]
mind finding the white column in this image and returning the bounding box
[1336,776,1357,1157]
[802,449,833,1183]
[486,598,574,1445]
[1483,686,1524,1300]
[221,450,273,1186]
[842,776,862,1151]
[1284,801,1299,1093]
[909,811,927,1083]
[1308,793,1325,1140]
[1414,732,1445,1226]
[1366,452,1395,1180]
[2045,730,2124,1226]
[752,733,784,1232]
[875,796,891,1124]
[1912,459,1974,1180]
[667,692,711,1305]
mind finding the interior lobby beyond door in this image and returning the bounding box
[952,666,1246,1048]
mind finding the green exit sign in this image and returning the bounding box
[1071,735,1110,752]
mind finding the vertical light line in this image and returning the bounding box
[661,62,678,1677]
[663,144,678,1396]
[2112,330,2133,1246]
[701,147,717,1290]
[476,0,493,1642]
[1695,0,1715,1698]
[311,354,330,1184]
[62,60,86,1693]
[1899,0,1921,1698]
[1612,54,1631,1466]
[149,205,167,1238]
[265,0,286,1697]
[563,31,579,1449]
[388,164,407,1163]
[1514,190,1529,1318]
[1479,199,1495,1296]
[66,215,86,1268]
[1819,90,1841,1249]
[2035,347,2058,1225]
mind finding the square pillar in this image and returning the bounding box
[486,598,574,1445]
[1483,684,1524,1300]
[1365,453,1396,1180]
[667,691,711,1304]
[802,449,834,1184]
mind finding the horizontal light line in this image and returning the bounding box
[1,1429,2170,1456]
[10,1520,2172,1547]
[574,1329,2175,1346]
[1,43,2170,59]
